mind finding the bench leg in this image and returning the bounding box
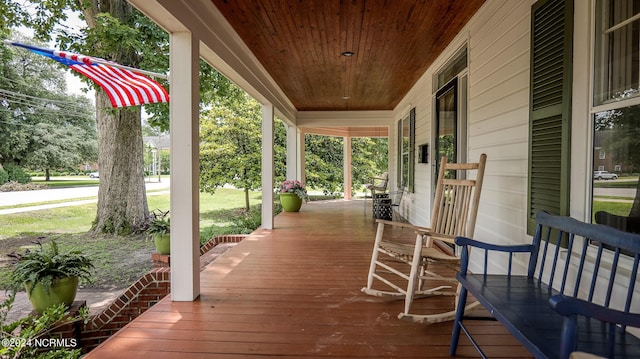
[559,315,578,359]
[449,285,468,356]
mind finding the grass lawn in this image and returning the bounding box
[32,177,101,188]
[592,200,633,222]
[593,178,639,188]
[0,188,266,291]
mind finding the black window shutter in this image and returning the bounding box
[409,107,416,193]
[527,0,573,234]
[397,119,402,186]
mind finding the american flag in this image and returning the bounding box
[5,41,169,108]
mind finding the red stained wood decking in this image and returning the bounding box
[86,200,531,358]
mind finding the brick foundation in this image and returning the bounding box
[79,267,170,351]
[151,252,170,267]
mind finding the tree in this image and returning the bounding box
[73,5,169,234]
[0,35,97,179]
[595,108,640,218]
[351,137,388,191]
[1,1,170,234]
[304,135,344,195]
[303,135,388,196]
[200,93,286,210]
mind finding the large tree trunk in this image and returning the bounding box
[91,92,149,234]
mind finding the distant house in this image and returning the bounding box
[593,130,634,174]
[143,135,170,151]
[143,135,170,175]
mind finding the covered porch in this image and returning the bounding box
[86,200,530,358]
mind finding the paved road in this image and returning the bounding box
[0,179,170,214]
[593,187,637,199]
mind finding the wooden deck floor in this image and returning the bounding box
[86,200,531,358]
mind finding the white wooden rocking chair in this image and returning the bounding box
[361,154,487,324]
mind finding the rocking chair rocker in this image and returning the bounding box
[361,154,487,324]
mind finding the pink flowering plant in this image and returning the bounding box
[278,179,309,201]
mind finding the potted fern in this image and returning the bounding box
[10,240,93,313]
[147,209,170,255]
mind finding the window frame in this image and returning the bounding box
[588,0,640,263]
[397,108,415,192]
[593,0,640,107]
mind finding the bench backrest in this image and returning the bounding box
[530,211,640,315]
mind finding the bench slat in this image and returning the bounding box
[459,274,640,359]
[451,212,640,359]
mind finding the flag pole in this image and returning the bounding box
[3,40,168,80]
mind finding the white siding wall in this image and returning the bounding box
[392,0,537,272]
[467,1,533,250]
[391,0,612,278]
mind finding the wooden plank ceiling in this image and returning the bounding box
[210,0,485,111]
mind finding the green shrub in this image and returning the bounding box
[229,208,262,233]
[4,165,31,184]
[0,168,8,185]
[198,204,282,245]
[0,294,87,359]
[199,226,237,246]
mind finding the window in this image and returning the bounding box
[434,48,467,92]
[433,46,468,180]
[435,79,458,178]
[594,0,640,105]
[591,1,640,238]
[591,106,640,234]
[397,108,415,191]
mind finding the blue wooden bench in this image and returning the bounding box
[449,211,640,359]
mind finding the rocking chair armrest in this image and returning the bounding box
[413,229,457,245]
[414,228,453,237]
[427,233,457,245]
[375,219,431,232]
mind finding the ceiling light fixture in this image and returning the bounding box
[342,96,350,100]
[341,51,355,57]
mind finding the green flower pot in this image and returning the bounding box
[280,192,303,212]
[25,276,79,313]
[154,233,171,255]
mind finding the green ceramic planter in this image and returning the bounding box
[280,192,303,212]
[154,233,171,255]
[25,276,79,313]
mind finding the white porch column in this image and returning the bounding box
[262,103,275,229]
[286,124,297,180]
[343,136,352,199]
[297,130,306,183]
[169,32,200,301]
